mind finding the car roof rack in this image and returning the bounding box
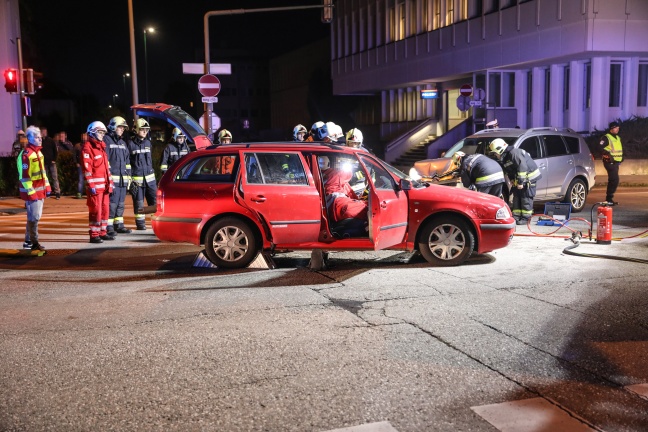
[527,127,576,133]
[473,128,524,134]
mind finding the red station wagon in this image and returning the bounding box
[135,104,516,269]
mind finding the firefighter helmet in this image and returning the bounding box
[134,118,150,134]
[172,128,186,141]
[310,121,325,134]
[345,128,363,147]
[488,138,508,158]
[87,121,108,139]
[452,151,466,165]
[218,129,232,144]
[311,122,328,141]
[108,116,128,132]
[293,124,307,141]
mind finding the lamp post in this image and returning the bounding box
[143,27,155,102]
[112,94,118,107]
[122,73,130,107]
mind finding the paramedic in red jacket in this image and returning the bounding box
[18,126,51,251]
[82,121,115,244]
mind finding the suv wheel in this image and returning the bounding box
[563,179,587,212]
[418,216,474,266]
[204,217,259,268]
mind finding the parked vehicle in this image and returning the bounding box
[135,102,515,269]
[410,127,597,212]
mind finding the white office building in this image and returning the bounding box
[329,0,648,161]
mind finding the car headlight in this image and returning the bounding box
[409,167,421,181]
[496,206,510,220]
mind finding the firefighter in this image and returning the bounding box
[488,138,542,225]
[449,151,506,198]
[18,126,51,251]
[345,128,371,153]
[292,124,307,142]
[306,121,326,142]
[161,128,191,174]
[127,118,157,230]
[83,121,115,243]
[105,116,132,235]
[217,129,232,144]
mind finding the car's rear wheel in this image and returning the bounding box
[204,217,259,268]
[563,178,587,212]
[418,216,475,266]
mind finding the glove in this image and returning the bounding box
[129,181,139,196]
[90,187,97,196]
[46,191,51,197]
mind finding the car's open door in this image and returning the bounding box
[358,155,408,250]
[131,103,212,150]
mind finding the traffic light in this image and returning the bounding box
[322,0,333,23]
[23,68,35,94]
[4,68,18,93]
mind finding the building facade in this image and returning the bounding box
[329,0,648,159]
[0,0,22,155]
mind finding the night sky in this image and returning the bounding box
[19,0,330,108]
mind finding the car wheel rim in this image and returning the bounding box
[571,183,586,208]
[213,226,249,262]
[428,224,466,260]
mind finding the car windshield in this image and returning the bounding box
[446,136,518,157]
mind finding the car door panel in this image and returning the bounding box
[517,136,548,198]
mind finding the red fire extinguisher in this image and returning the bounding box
[596,204,613,244]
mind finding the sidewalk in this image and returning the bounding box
[0,194,117,216]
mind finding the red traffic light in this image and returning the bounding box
[4,68,18,93]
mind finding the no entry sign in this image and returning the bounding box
[460,84,473,97]
[198,74,221,97]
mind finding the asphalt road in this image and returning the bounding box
[0,186,647,431]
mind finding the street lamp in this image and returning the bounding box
[143,27,155,102]
[112,94,119,107]
[122,73,130,106]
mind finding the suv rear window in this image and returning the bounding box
[541,135,568,157]
[563,136,581,154]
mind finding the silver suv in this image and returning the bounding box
[411,127,596,212]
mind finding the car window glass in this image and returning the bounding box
[563,136,580,154]
[518,137,539,159]
[542,135,568,157]
[244,152,308,185]
[175,154,238,182]
[359,155,394,190]
[475,137,517,155]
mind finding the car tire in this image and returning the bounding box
[563,178,587,213]
[204,217,259,269]
[418,216,475,266]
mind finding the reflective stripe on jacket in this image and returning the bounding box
[128,137,156,185]
[502,147,542,185]
[460,154,505,188]
[82,137,113,193]
[105,131,131,186]
[604,133,623,162]
[18,145,51,200]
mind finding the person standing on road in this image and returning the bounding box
[105,117,133,235]
[128,118,157,230]
[488,138,542,225]
[83,122,115,244]
[599,121,624,205]
[18,126,51,251]
[40,127,61,200]
[160,128,190,174]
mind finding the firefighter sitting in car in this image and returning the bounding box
[322,157,368,237]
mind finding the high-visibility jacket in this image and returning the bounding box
[160,141,190,172]
[460,154,505,188]
[82,137,114,194]
[602,133,623,162]
[501,147,542,186]
[105,131,131,187]
[128,136,156,185]
[18,144,51,201]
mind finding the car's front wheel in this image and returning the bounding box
[204,217,259,268]
[418,216,475,266]
[563,178,587,212]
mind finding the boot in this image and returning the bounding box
[90,237,104,244]
[115,224,132,234]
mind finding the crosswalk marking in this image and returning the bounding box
[323,421,398,432]
[471,397,596,432]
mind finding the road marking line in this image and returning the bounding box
[471,397,596,431]
[626,383,648,400]
[323,421,398,432]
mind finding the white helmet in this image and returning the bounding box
[311,122,328,141]
[452,151,466,165]
[293,124,307,141]
[345,128,363,147]
[218,129,232,144]
[488,138,508,157]
[172,127,186,141]
[108,116,128,132]
[87,121,108,139]
[134,118,150,134]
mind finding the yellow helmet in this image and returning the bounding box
[218,129,232,144]
[488,138,508,157]
[172,127,186,141]
[134,118,150,134]
[451,151,466,165]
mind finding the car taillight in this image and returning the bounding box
[157,189,164,212]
